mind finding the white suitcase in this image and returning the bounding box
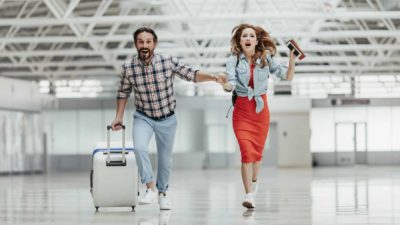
[90,125,139,211]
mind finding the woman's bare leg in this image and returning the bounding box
[252,161,261,182]
[241,163,253,193]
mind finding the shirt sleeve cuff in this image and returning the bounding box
[117,94,129,99]
[193,70,199,83]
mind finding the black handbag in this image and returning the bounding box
[232,90,237,105]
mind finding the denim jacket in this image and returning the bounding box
[226,53,288,113]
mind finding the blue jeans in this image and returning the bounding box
[132,111,177,193]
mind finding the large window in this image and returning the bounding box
[292,75,400,99]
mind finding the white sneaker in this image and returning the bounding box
[252,180,259,196]
[139,189,157,205]
[242,193,255,209]
[158,194,172,210]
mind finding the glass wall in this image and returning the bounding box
[45,108,207,155]
[311,106,400,152]
[0,110,43,173]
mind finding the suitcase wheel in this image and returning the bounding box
[132,206,135,211]
[95,206,99,212]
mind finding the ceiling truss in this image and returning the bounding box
[0,0,399,98]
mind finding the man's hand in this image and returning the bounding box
[111,118,124,131]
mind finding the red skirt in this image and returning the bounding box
[233,94,270,163]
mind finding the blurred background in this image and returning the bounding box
[1,0,400,224]
[1,0,400,173]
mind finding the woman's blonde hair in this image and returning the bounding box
[230,24,276,68]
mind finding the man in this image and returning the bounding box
[111,27,220,210]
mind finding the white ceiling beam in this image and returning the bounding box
[63,0,80,18]
[3,1,45,74]
[1,56,399,66]
[45,0,85,38]
[293,65,400,72]
[0,61,115,67]
[18,1,55,63]
[2,30,400,44]
[1,62,398,74]
[43,0,62,19]
[78,0,116,72]
[1,11,400,26]
[15,1,30,18]
[2,69,399,78]
[1,70,116,77]
[375,0,400,59]
[83,0,113,37]
[1,44,400,57]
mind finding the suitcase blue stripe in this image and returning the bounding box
[92,148,135,156]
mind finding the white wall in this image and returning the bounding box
[273,113,311,167]
[44,108,205,154]
[45,96,312,168]
[269,97,312,167]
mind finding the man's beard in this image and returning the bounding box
[138,48,154,62]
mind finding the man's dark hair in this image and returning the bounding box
[133,27,158,44]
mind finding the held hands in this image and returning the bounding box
[214,73,233,91]
[215,73,227,84]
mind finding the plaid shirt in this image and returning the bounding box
[117,53,198,118]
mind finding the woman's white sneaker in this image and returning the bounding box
[158,194,172,210]
[242,193,255,209]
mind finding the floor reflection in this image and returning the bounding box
[91,210,139,224]
[334,179,368,215]
[137,210,171,225]
[312,166,400,224]
[242,209,257,225]
[2,167,400,224]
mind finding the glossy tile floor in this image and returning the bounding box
[1,166,400,225]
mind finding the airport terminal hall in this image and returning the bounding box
[1,0,400,224]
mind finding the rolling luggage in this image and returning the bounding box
[90,125,139,211]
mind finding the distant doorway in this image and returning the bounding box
[335,122,367,166]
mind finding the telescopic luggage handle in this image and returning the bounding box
[106,124,126,166]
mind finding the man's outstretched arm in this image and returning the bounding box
[194,71,218,82]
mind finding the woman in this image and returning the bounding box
[219,24,296,209]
